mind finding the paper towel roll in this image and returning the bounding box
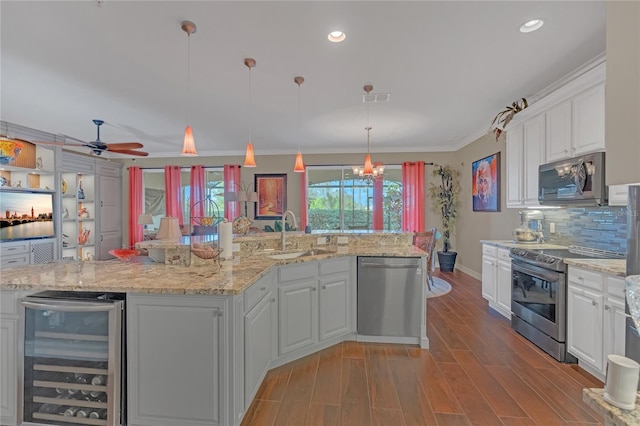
[219,222,233,259]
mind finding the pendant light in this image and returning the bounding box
[352,84,384,182]
[243,58,257,167]
[293,76,305,173]
[181,21,198,156]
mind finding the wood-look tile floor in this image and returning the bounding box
[241,270,605,426]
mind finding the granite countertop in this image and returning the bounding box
[564,258,627,277]
[583,388,640,425]
[482,240,626,277]
[0,245,426,296]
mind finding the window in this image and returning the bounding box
[306,166,402,231]
[142,168,224,228]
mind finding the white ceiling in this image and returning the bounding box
[1,1,606,159]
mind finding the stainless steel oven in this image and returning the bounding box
[510,246,624,363]
[18,291,125,426]
[511,258,569,361]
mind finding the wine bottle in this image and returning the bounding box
[76,408,89,418]
[91,375,106,386]
[89,409,107,419]
[63,407,79,417]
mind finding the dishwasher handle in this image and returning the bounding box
[359,260,420,269]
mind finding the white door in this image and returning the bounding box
[572,84,605,156]
[567,285,603,371]
[244,292,274,406]
[545,100,572,162]
[278,279,318,355]
[605,296,627,358]
[522,115,545,206]
[318,274,349,341]
[506,123,524,207]
[496,260,512,318]
[0,319,17,426]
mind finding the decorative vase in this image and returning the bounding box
[77,179,85,200]
[437,251,457,272]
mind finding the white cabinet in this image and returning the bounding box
[59,152,122,261]
[276,257,353,361]
[0,239,56,268]
[277,263,318,356]
[545,83,605,163]
[96,162,122,260]
[608,182,640,206]
[244,272,276,408]
[127,293,229,426]
[567,266,625,381]
[1,289,34,426]
[505,114,545,207]
[572,83,606,157]
[545,100,573,162]
[481,244,512,319]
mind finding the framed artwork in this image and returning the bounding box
[472,152,500,212]
[254,173,287,219]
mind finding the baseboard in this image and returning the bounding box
[454,263,481,280]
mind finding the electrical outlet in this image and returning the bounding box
[549,223,556,234]
[317,237,326,245]
[232,243,240,252]
[337,236,349,245]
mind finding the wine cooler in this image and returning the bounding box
[18,291,125,426]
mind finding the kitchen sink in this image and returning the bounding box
[267,248,331,260]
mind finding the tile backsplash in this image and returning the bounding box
[542,206,627,254]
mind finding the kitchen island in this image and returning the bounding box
[1,233,427,426]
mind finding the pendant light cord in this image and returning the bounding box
[249,64,253,143]
[187,30,191,126]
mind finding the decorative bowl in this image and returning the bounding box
[191,244,223,260]
[109,249,140,261]
[232,216,252,235]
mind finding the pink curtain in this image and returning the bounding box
[128,167,144,248]
[164,166,184,225]
[224,164,241,220]
[190,165,205,225]
[372,164,384,230]
[402,161,425,232]
[299,168,307,229]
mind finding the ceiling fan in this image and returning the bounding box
[35,119,149,157]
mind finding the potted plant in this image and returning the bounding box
[427,164,461,272]
[490,98,528,141]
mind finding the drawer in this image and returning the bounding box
[244,276,273,312]
[568,266,604,292]
[482,244,498,257]
[278,262,316,283]
[1,242,30,256]
[0,290,19,316]
[1,253,30,269]
[497,248,511,262]
[606,275,626,300]
[319,257,350,276]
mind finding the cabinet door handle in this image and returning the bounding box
[578,276,584,281]
[100,201,103,207]
[592,300,597,306]
[322,285,327,290]
[605,305,610,310]
[272,298,276,303]
[312,287,317,292]
[260,287,266,291]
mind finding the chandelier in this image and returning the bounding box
[352,84,384,182]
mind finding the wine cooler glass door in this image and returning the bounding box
[19,298,123,426]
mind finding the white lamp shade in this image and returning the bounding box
[138,213,154,225]
[248,192,258,202]
[237,191,248,202]
[224,191,237,202]
[156,217,182,240]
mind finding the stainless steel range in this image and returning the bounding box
[509,245,624,362]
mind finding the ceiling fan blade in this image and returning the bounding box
[106,142,144,150]
[62,134,92,146]
[111,149,149,157]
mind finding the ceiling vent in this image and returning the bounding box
[362,93,390,103]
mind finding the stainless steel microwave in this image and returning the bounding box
[538,151,607,206]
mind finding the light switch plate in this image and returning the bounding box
[317,237,326,245]
[337,236,349,245]
[549,223,556,234]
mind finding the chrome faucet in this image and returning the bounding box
[281,210,297,250]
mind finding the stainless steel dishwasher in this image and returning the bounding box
[357,256,422,337]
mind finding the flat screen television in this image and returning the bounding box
[0,189,55,242]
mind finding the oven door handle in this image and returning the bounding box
[512,262,561,283]
[21,299,117,313]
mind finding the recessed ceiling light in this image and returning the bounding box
[328,31,346,43]
[520,19,544,33]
